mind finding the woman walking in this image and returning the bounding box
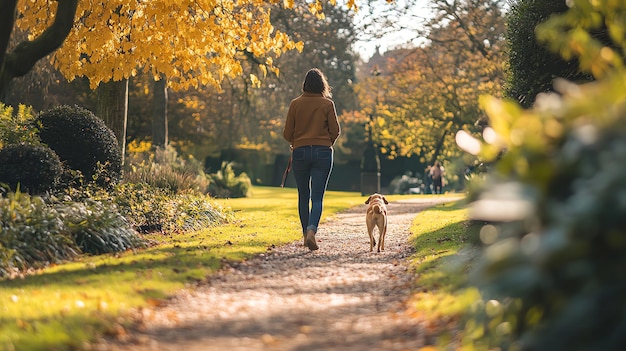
[283,68,341,251]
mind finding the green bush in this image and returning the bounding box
[124,164,207,194]
[167,193,231,233]
[0,192,78,277]
[59,199,145,255]
[206,161,252,198]
[459,3,626,350]
[112,182,174,233]
[124,146,209,194]
[0,143,64,194]
[465,80,626,351]
[111,182,229,233]
[0,189,146,276]
[37,105,122,188]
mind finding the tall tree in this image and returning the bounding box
[5,0,357,155]
[160,2,359,160]
[151,78,168,148]
[504,0,581,107]
[352,0,506,165]
[96,79,128,159]
[505,0,618,107]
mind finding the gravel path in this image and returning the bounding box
[94,196,461,351]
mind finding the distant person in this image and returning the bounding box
[430,161,444,194]
[283,68,341,251]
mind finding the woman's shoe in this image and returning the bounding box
[305,229,318,251]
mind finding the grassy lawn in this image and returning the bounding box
[0,186,472,350]
[407,200,479,347]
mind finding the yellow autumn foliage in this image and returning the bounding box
[15,0,313,90]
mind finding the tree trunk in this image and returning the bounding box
[429,129,448,165]
[151,78,168,148]
[0,0,78,100]
[96,79,129,164]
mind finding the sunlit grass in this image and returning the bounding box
[0,186,465,350]
[407,200,479,346]
[0,186,379,350]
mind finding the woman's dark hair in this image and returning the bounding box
[302,68,332,98]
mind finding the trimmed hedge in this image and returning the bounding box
[504,0,590,107]
[0,143,63,194]
[37,105,122,188]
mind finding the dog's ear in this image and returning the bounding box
[365,196,372,204]
[383,196,389,204]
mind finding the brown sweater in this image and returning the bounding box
[283,92,341,148]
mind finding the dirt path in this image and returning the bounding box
[93,197,461,351]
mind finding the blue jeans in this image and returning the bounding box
[291,145,333,234]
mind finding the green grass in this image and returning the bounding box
[406,200,479,347]
[0,186,469,350]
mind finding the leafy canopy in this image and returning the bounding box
[351,0,506,164]
[15,0,360,90]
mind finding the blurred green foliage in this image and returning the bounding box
[206,161,252,198]
[462,1,626,350]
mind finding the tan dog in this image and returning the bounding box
[365,193,388,252]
